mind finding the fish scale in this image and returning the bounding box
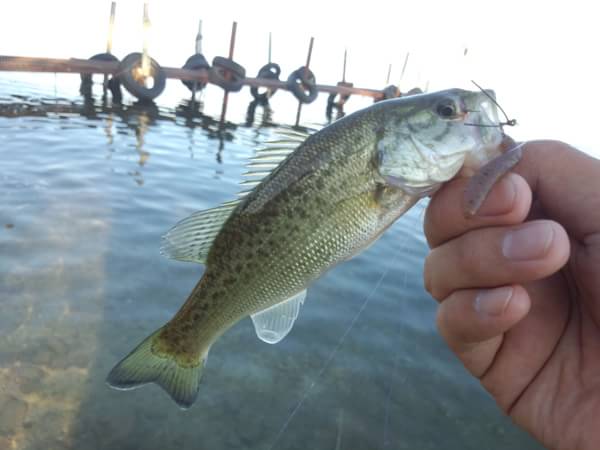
[198,130,389,327]
[107,88,510,409]
[207,122,401,314]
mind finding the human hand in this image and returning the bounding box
[423,140,600,450]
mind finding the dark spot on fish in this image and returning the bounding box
[374,183,386,204]
[5,223,14,229]
[263,207,278,218]
[373,121,385,138]
[232,235,244,246]
[257,248,269,259]
[316,178,325,190]
[234,263,243,273]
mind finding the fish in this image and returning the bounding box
[107,88,519,408]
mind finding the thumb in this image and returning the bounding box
[514,140,600,241]
[436,285,531,378]
[516,140,600,324]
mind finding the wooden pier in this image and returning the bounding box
[0,55,385,100]
[0,2,419,125]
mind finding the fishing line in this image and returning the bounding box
[505,141,527,154]
[268,243,404,449]
[268,217,415,449]
[381,338,402,450]
[381,269,407,450]
[463,123,503,128]
[470,80,517,127]
[334,409,344,450]
[381,210,425,449]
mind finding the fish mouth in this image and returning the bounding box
[462,89,500,128]
[476,97,519,155]
[479,98,500,127]
[462,90,504,150]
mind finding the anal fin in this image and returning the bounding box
[250,290,307,344]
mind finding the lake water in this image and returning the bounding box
[0,76,544,450]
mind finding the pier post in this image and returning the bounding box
[399,52,409,86]
[103,2,117,96]
[219,21,237,127]
[268,32,272,63]
[191,19,203,106]
[141,2,151,79]
[195,20,203,54]
[106,2,116,54]
[294,36,314,127]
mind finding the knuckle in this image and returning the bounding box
[423,252,434,295]
[423,250,444,300]
[423,204,441,247]
[455,234,479,274]
[424,179,473,248]
[435,305,448,337]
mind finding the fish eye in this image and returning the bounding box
[435,100,458,119]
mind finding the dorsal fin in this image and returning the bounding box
[160,128,314,265]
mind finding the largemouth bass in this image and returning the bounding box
[107,88,518,408]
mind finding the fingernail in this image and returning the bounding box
[475,286,513,316]
[502,222,554,261]
[476,174,517,216]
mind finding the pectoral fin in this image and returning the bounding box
[250,290,307,344]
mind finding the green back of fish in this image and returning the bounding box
[193,107,414,336]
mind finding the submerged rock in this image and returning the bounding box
[0,394,28,434]
[18,364,45,394]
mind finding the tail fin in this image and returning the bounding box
[106,328,207,409]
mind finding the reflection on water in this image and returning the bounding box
[0,90,543,450]
[245,98,275,128]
